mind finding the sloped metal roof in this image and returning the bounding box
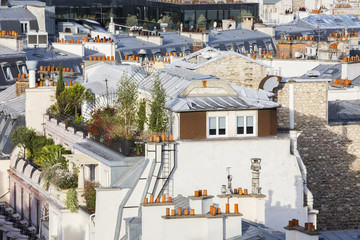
[0,7,37,21]
[242,220,285,240]
[168,95,279,112]
[0,93,25,119]
[298,64,341,80]
[328,100,360,124]
[84,62,149,95]
[0,45,25,57]
[0,84,17,101]
[303,14,360,29]
[320,229,360,239]
[9,0,46,7]
[139,67,203,99]
[172,46,269,70]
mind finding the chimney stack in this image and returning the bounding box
[26,61,38,88]
[251,158,261,194]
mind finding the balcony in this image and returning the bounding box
[46,111,145,157]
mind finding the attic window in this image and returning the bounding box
[237,44,246,53]
[324,68,338,75]
[1,63,13,81]
[16,61,27,75]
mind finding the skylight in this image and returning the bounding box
[334,19,342,23]
[316,19,325,24]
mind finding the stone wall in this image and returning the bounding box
[195,53,267,89]
[275,81,360,230]
[292,0,305,11]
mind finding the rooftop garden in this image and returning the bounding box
[47,64,170,156]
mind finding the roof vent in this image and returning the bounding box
[307,70,321,77]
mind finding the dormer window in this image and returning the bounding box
[208,116,226,136]
[16,61,27,75]
[1,63,13,81]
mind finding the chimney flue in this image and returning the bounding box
[26,61,38,88]
[251,158,261,194]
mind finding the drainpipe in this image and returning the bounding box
[289,83,295,130]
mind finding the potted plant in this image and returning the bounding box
[135,143,143,156]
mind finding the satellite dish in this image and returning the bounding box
[259,75,281,92]
[213,21,217,28]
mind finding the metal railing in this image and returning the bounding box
[46,111,144,157]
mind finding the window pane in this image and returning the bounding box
[246,116,253,126]
[218,117,226,135]
[209,117,216,135]
[237,116,244,134]
[246,116,254,134]
[219,117,225,128]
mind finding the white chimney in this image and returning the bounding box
[26,61,38,88]
[109,17,115,34]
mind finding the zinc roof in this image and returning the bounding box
[84,62,149,95]
[303,14,360,29]
[328,100,360,124]
[0,7,37,21]
[0,93,25,119]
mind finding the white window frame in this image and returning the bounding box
[207,116,227,137]
[236,115,256,136]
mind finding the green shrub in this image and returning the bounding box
[82,182,99,213]
[65,188,78,212]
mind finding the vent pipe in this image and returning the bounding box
[26,61,38,88]
[289,83,295,130]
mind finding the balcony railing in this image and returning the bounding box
[0,201,37,240]
[46,111,145,157]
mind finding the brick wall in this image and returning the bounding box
[275,81,360,230]
[196,53,267,89]
[276,42,312,59]
[16,81,29,96]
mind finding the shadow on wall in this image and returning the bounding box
[264,175,305,230]
[275,101,360,231]
[63,224,84,240]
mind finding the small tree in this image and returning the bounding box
[57,84,93,117]
[237,9,252,23]
[126,15,138,27]
[12,126,36,160]
[197,14,207,30]
[162,15,173,26]
[117,73,139,139]
[56,63,65,99]
[143,17,149,29]
[136,98,147,133]
[34,144,70,169]
[82,182,99,213]
[65,188,78,212]
[148,75,169,133]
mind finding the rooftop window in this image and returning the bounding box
[334,18,342,23]
[324,68,338,75]
[316,19,325,24]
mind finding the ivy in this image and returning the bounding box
[65,188,78,212]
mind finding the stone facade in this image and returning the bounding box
[292,0,305,11]
[275,81,360,230]
[195,53,267,89]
